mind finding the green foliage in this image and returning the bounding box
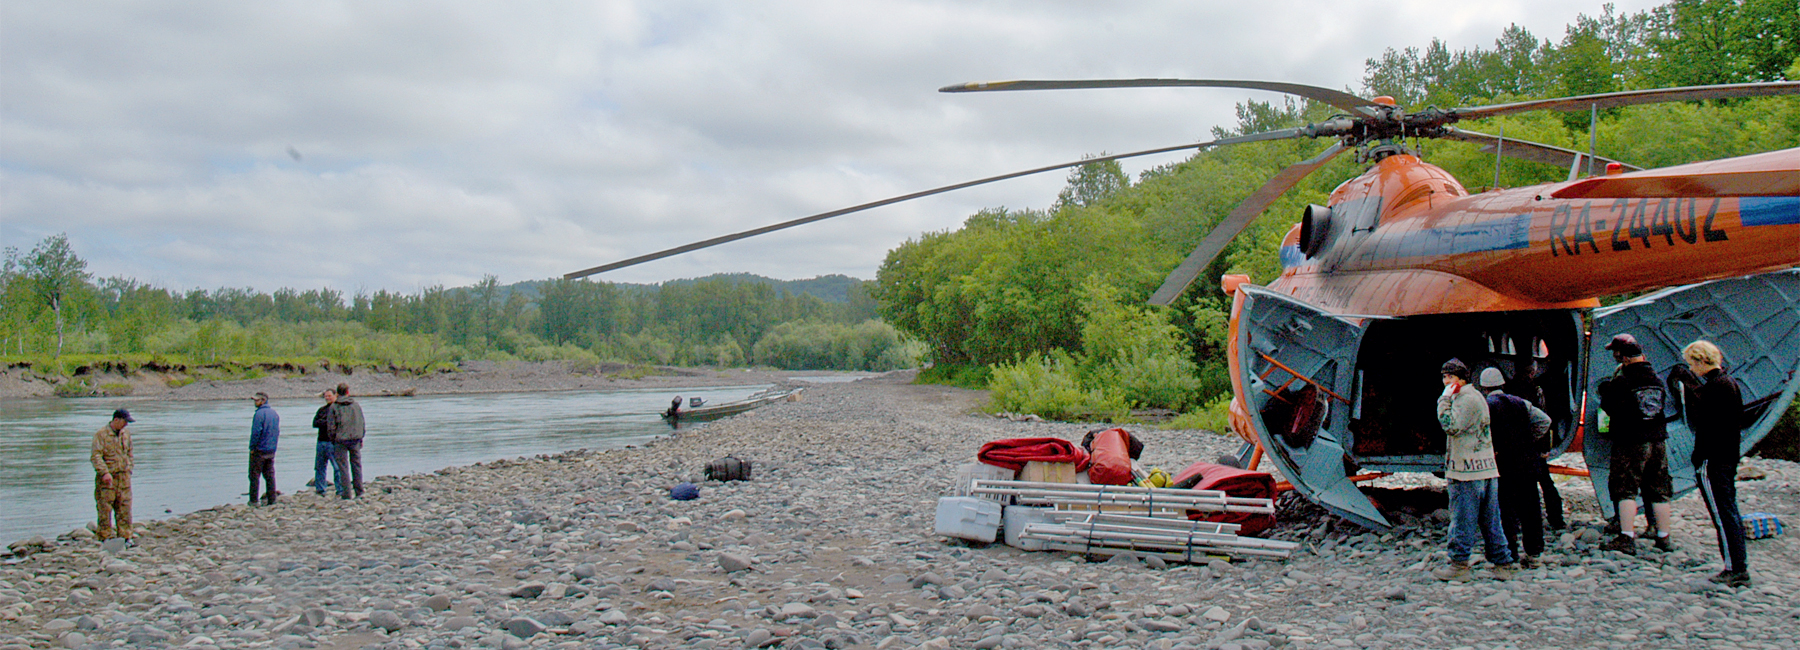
[988,351,1128,422]
[1076,279,1203,410]
[1159,393,1235,433]
[751,320,923,371]
[914,363,992,389]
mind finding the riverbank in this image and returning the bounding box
[3,372,1798,650]
[0,360,829,402]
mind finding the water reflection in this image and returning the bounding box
[0,384,769,544]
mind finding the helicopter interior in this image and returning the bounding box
[1346,309,1583,471]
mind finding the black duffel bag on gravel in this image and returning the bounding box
[706,456,753,481]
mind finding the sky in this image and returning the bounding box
[1,0,1667,294]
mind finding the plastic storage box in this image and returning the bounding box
[935,496,1003,542]
[1003,505,1057,550]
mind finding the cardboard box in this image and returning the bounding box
[1021,461,1077,484]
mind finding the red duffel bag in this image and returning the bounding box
[1170,461,1277,536]
[976,437,1090,471]
[1086,428,1135,485]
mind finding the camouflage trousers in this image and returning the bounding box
[95,473,132,540]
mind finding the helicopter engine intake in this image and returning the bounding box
[1300,204,1332,258]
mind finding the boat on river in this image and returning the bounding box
[662,387,803,423]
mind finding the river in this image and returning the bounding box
[0,384,777,545]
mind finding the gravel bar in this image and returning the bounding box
[3,369,1797,650]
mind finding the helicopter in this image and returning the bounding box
[569,78,1800,529]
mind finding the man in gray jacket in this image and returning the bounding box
[1433,359,1516,581]
[327,382,367,500]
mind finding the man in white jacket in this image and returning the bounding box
[1432,358,1517,581]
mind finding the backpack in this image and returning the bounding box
[1630,384,1668,423]
[705,456,753,481]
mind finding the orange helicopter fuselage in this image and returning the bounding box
[1266,148,1800,315]
[1223,147,1800,447]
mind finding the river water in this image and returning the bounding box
[0,384,775,545]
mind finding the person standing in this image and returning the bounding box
[91,408,135,545]
[1432,359,1516,581]
[327,382,367,499]
[248,392,280,506]
[1596,334,1677,555]
[310,388,339,495]
[1682,340,1752,587]
[1477,368,1554,568]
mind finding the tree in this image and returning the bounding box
[1054,157,1130,210]
[17,234,93,358]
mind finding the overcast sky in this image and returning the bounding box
[1,0,1665,294]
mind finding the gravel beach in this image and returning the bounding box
[3,370,1797,650]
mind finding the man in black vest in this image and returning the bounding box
[1596,334,1676,555]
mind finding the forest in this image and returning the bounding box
[0,238,914,385]
[3,1,1796,446]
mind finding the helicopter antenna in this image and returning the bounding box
[1493,125,1504,188]
[1586,103,1598,178]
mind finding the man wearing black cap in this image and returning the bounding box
[1596,333,1677,555]
[248,392,280,506]
[91,409,136,544]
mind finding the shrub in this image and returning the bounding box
[988,351,1127,422]
[1159,393,1234,433]
[915,363,991,389]
[1100,348,1203,411]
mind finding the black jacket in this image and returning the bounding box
[313,403,334,443]
[1598,360,1668,444]
[1689,368,1744,464]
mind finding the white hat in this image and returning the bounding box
[1477,367,1506,389]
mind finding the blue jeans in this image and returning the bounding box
[1448,477,1514,565]
[313,441,339,494]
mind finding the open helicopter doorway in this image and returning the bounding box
[1348,309,1584,473]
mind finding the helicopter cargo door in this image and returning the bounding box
[1586,269,1800,520]
[1236,285,1387,529]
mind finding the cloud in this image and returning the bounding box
[1,0,1667,292]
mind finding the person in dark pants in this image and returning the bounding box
[1682,340,1751,587]
[1596,334,1677,555]
[1477,368,1553,568]
[248,392,280,506]
[327,382,367,499]
[310,388,340,495]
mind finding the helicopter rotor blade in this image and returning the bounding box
[566,138,1261,280]
[1441,128,1643,173]
[1449,81,1800,121]
[941,79,1378,116]
[1148,141,1348,305]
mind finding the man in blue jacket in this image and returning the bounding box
[249,392,280,506]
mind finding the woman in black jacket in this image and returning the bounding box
[1682,340,1751,588]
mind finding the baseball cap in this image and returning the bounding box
[111,408,135,423]
[1478,367,1506,388]
[253,391,270,402]
[1604,333,1642,356]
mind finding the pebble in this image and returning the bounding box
[718,551,755,573]
[1,370,1795,650]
